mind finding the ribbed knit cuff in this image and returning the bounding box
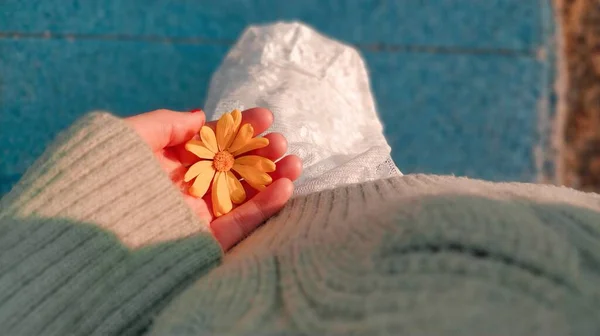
[0,112,222,335]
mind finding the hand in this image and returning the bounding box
[126,108,302,250]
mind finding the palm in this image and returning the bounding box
[156,145,214,221]
[126,108,301,250]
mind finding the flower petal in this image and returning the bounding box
[200,126,219,153]
[212,172,233,216]
[231,109,242,133]
[188,162,216,198]
[226,109,243,149]
[234,155,276,172]
[216,113,235,151]
[251,184,267,192]
[232,163,272,192]
[184,160,214,182]
[231,137,269,157]
[185,140,216,159]
[226,171,246,204]
[227,123,254,153]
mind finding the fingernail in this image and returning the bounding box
[189,108,203,113]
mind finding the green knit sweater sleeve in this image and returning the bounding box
[0,112,222,336]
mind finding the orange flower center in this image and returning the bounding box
[213,151,234,172]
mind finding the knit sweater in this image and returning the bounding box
[1,113,600,336]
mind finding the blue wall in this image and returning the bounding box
[0,0,555,194]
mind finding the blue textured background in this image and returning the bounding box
[0,0,554,194]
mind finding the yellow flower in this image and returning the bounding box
[184,109,275,217]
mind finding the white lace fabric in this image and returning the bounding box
[204,22,401,195]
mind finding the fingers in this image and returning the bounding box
[125,109,205,151]
[246,133,287,160]
[205,107,273,135]
[269,155,303,181]
[128,107,271,153]
[241,155,302,199]
[211,178,294,251]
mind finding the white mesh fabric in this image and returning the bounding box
[204,22,401,196]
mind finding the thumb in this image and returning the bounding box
[125,109,205,150]
[210,178,294,251]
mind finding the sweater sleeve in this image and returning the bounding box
[0,112,222,336]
